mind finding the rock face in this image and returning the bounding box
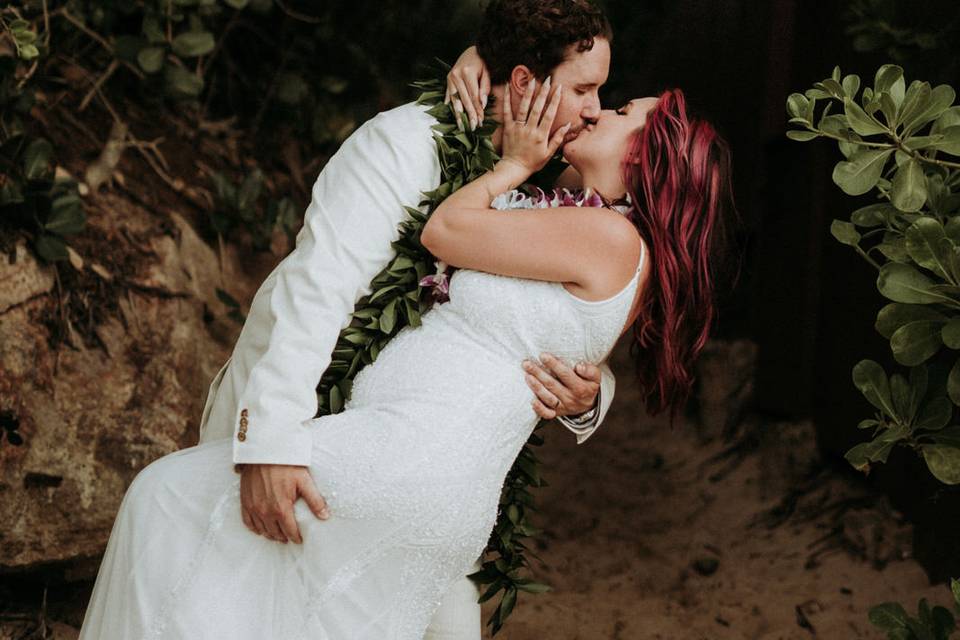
[0,193,268,573]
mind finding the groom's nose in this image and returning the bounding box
[581,95,601,123]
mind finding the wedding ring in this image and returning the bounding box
[515,119,527,125]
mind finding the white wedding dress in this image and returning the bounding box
[78,190,645,640]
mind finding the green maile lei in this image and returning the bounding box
[314,61,564,635]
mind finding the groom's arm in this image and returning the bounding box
[525,357,616,444]
[232,105,440,466]
[556,362,615,444]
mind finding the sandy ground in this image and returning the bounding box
[477,343,954,639]
[2,342,956,640]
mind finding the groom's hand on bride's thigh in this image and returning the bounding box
[240,464,330,544]
[522,353,601,420]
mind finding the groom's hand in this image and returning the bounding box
[522,353,601,420]
[240,464,330,544]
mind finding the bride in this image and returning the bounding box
[78,74,735,639]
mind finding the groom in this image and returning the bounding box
[197,0,615,636]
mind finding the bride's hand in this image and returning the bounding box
[445,45,490,131]
[500,77,570,176]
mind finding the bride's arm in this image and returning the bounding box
[422,80,637,294]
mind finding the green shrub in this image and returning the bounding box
[787,64,960,485]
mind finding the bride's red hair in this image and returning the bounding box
[623,88,739,427]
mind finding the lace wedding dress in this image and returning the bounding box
[78,189,645,640]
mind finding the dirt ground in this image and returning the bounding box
[2,341,956,640]
[477,343,954,639]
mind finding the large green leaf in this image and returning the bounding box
[844,97,887,136]
[902,84,955,136]
[877,262,942,304]
[921,444,960,484]
[874,64,906,107]
[876,303,948,339]
[852,359,897,418]
[904,218,948,277]
[832,148,895,196]
[914,396,953,432]
[890,159,927,212]
[890,320,944,365]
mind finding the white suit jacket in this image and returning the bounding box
[196,101,616,464]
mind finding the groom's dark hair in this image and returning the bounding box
[476,0,612,85]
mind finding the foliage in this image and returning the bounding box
[1,16,86,263]
[786,64,960,485]
[312,63,549,635]
[869,578,960,639]
[208,168,298,251]
[844,0,960,83]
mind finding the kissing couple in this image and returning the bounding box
[79,0,737,638]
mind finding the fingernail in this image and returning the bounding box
[319,508,330,519]
[481,94,488,108]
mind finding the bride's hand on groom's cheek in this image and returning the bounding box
[522,353,601,420]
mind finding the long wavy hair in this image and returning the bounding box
[623,89,740,427]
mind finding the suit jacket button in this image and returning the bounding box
[241,408,249,417]
[237,431,246,442]
[240,417,248,428]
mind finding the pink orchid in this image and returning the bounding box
[419,260,453,302]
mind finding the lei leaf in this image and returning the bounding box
[314,59,548,635]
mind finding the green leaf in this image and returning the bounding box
[877,262,942,304]
[852,359,897,419]
[164,64,204,97]
[786,130,818,142]
[950,359,960,406]
[844,97,887,136]
[137,46,165,73]
[891,320,944,365]
[786,93,809,120]
[852,203,896,227]
[915,396,953,432]
[869,602,910,630]
[380,298,398,334]
[830,219,860,246]
[921,444,960,484]
[891,159,927,212]
[23,137,54,180]
[45,194,86,235]
[902,84,956,136]
[874,65,906,108]
[171,30,215,57]
[904,218,948,277]
[832,148,895,196]
[34,234,68,262]
[329,385,343,413]
[944,320,960,349]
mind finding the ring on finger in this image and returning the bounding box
[515,119,527,125]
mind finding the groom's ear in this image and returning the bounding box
[508,65,538,96]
